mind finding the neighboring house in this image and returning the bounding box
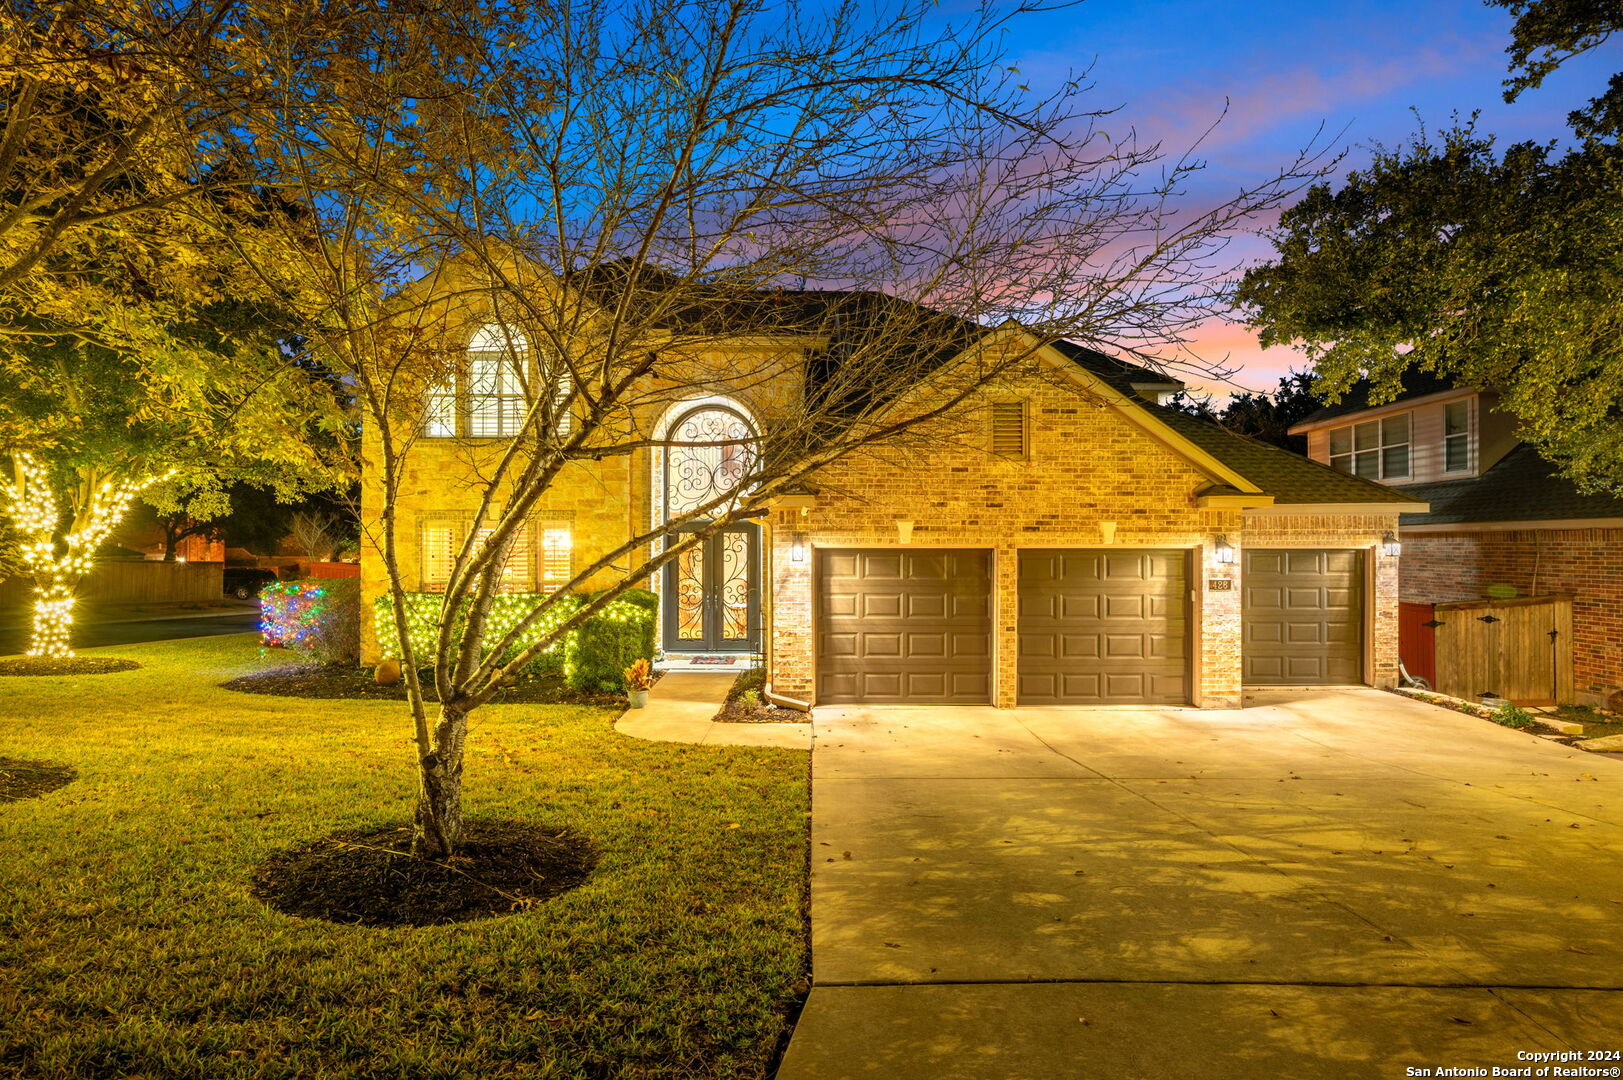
[358,286,1424,709]
[1289,374,1623,706]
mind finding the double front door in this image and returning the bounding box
[663,524,760,652]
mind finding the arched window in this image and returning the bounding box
[663,404,756,518]
[423,324,573,439]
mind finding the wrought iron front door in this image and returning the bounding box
[664,524,760,652]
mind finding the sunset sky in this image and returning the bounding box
[993,0,1617,398]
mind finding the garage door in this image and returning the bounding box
[816,549,991,704]
[1017,549,1189,705]
[1243,548,1363,685]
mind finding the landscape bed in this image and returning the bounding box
[0,633,810,1079]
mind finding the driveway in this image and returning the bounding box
[778,688,1623,1079]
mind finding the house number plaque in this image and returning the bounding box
[1208,579,1233,591]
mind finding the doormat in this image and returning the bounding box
[689,656,739,665]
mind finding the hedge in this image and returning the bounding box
[374,589,657,692]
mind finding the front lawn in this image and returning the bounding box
[0,634,810,1079]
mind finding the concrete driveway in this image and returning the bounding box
[778,688,1623,1079]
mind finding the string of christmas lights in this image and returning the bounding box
[1,453,173,658]
[374,592,653,680]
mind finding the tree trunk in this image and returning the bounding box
[413,702,468,858]
[29,572,78,658]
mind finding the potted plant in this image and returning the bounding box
[625,657,654,709]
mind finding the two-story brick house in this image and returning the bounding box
[359,287,1425,709]
[1289,373,1623,706]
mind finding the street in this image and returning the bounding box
[0,610,261,658]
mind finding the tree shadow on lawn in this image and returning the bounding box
[0,757,77,802]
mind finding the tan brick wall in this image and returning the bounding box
[1240,513,1404,690]
[767,373,1247,708]
[359,440,633,663]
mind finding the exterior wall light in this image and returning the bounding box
[896,520,914,544]
[1099,520,1117,545]
[790,533,807,563]
[1382,530,1401,557]
[1214,535,1235,564]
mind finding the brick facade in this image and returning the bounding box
[360,334,1407,708]
[765,371,1405,708]
[1401,528,1623,698]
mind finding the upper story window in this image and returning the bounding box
[1329,413,1410,480]
[1444,400,1470,472]
[664,404,757,518]
[424,324,572,439]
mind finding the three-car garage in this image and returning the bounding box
[814,546,1368,706]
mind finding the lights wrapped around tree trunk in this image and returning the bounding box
[2,452,171,658]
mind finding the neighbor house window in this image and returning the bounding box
[419,517,572,593]
[423,324,573,439]
[989,400,1028,459]
[1329,414,1409,480]
[1444,400,1470,472]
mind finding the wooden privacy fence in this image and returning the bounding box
[1431,594,1574,706]
[0,561,223,607]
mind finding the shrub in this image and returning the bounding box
[569,589,658,694]
[262,579,360,665]
[376,592,580,676]
[372,589,656,688]
[1492,702,1538,729]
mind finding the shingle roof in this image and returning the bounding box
[1296,369,1461,426]
[1400,444,1623,525]
[1149,406,1428,506]
[1047,339,1185,394]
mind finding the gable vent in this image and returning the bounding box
[990,401,1028,459]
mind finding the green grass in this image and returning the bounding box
[0,634,810,1079]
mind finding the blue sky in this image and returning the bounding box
[974,0,1618,396]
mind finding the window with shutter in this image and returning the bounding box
[990,401,1028,459]
[474,522,535,593]
[421,521,461,591]
[540,527,572,592]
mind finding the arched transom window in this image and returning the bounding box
[424,323,572,439]
[663,405,757,518]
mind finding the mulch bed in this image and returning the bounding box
[0,757,78,803]
[253,820,597,928]
[715,699,808,724]
[0,657,140,676]
[221,664,627,707]
[712,665,806,724]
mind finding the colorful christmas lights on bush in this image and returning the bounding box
[262,579,361,663]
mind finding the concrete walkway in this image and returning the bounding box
[613,671,812,749]
[778,688,1623,1079]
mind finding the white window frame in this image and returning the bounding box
[1443,399,1472,473]
[418,515,573,594]
[422,324,574,440]
[1329,413,1411,481]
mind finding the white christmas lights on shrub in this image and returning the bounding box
[374,591,654,680]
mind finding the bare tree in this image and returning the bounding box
[198,0,1326,857]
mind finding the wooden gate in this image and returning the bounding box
[1432,595,1574,706]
